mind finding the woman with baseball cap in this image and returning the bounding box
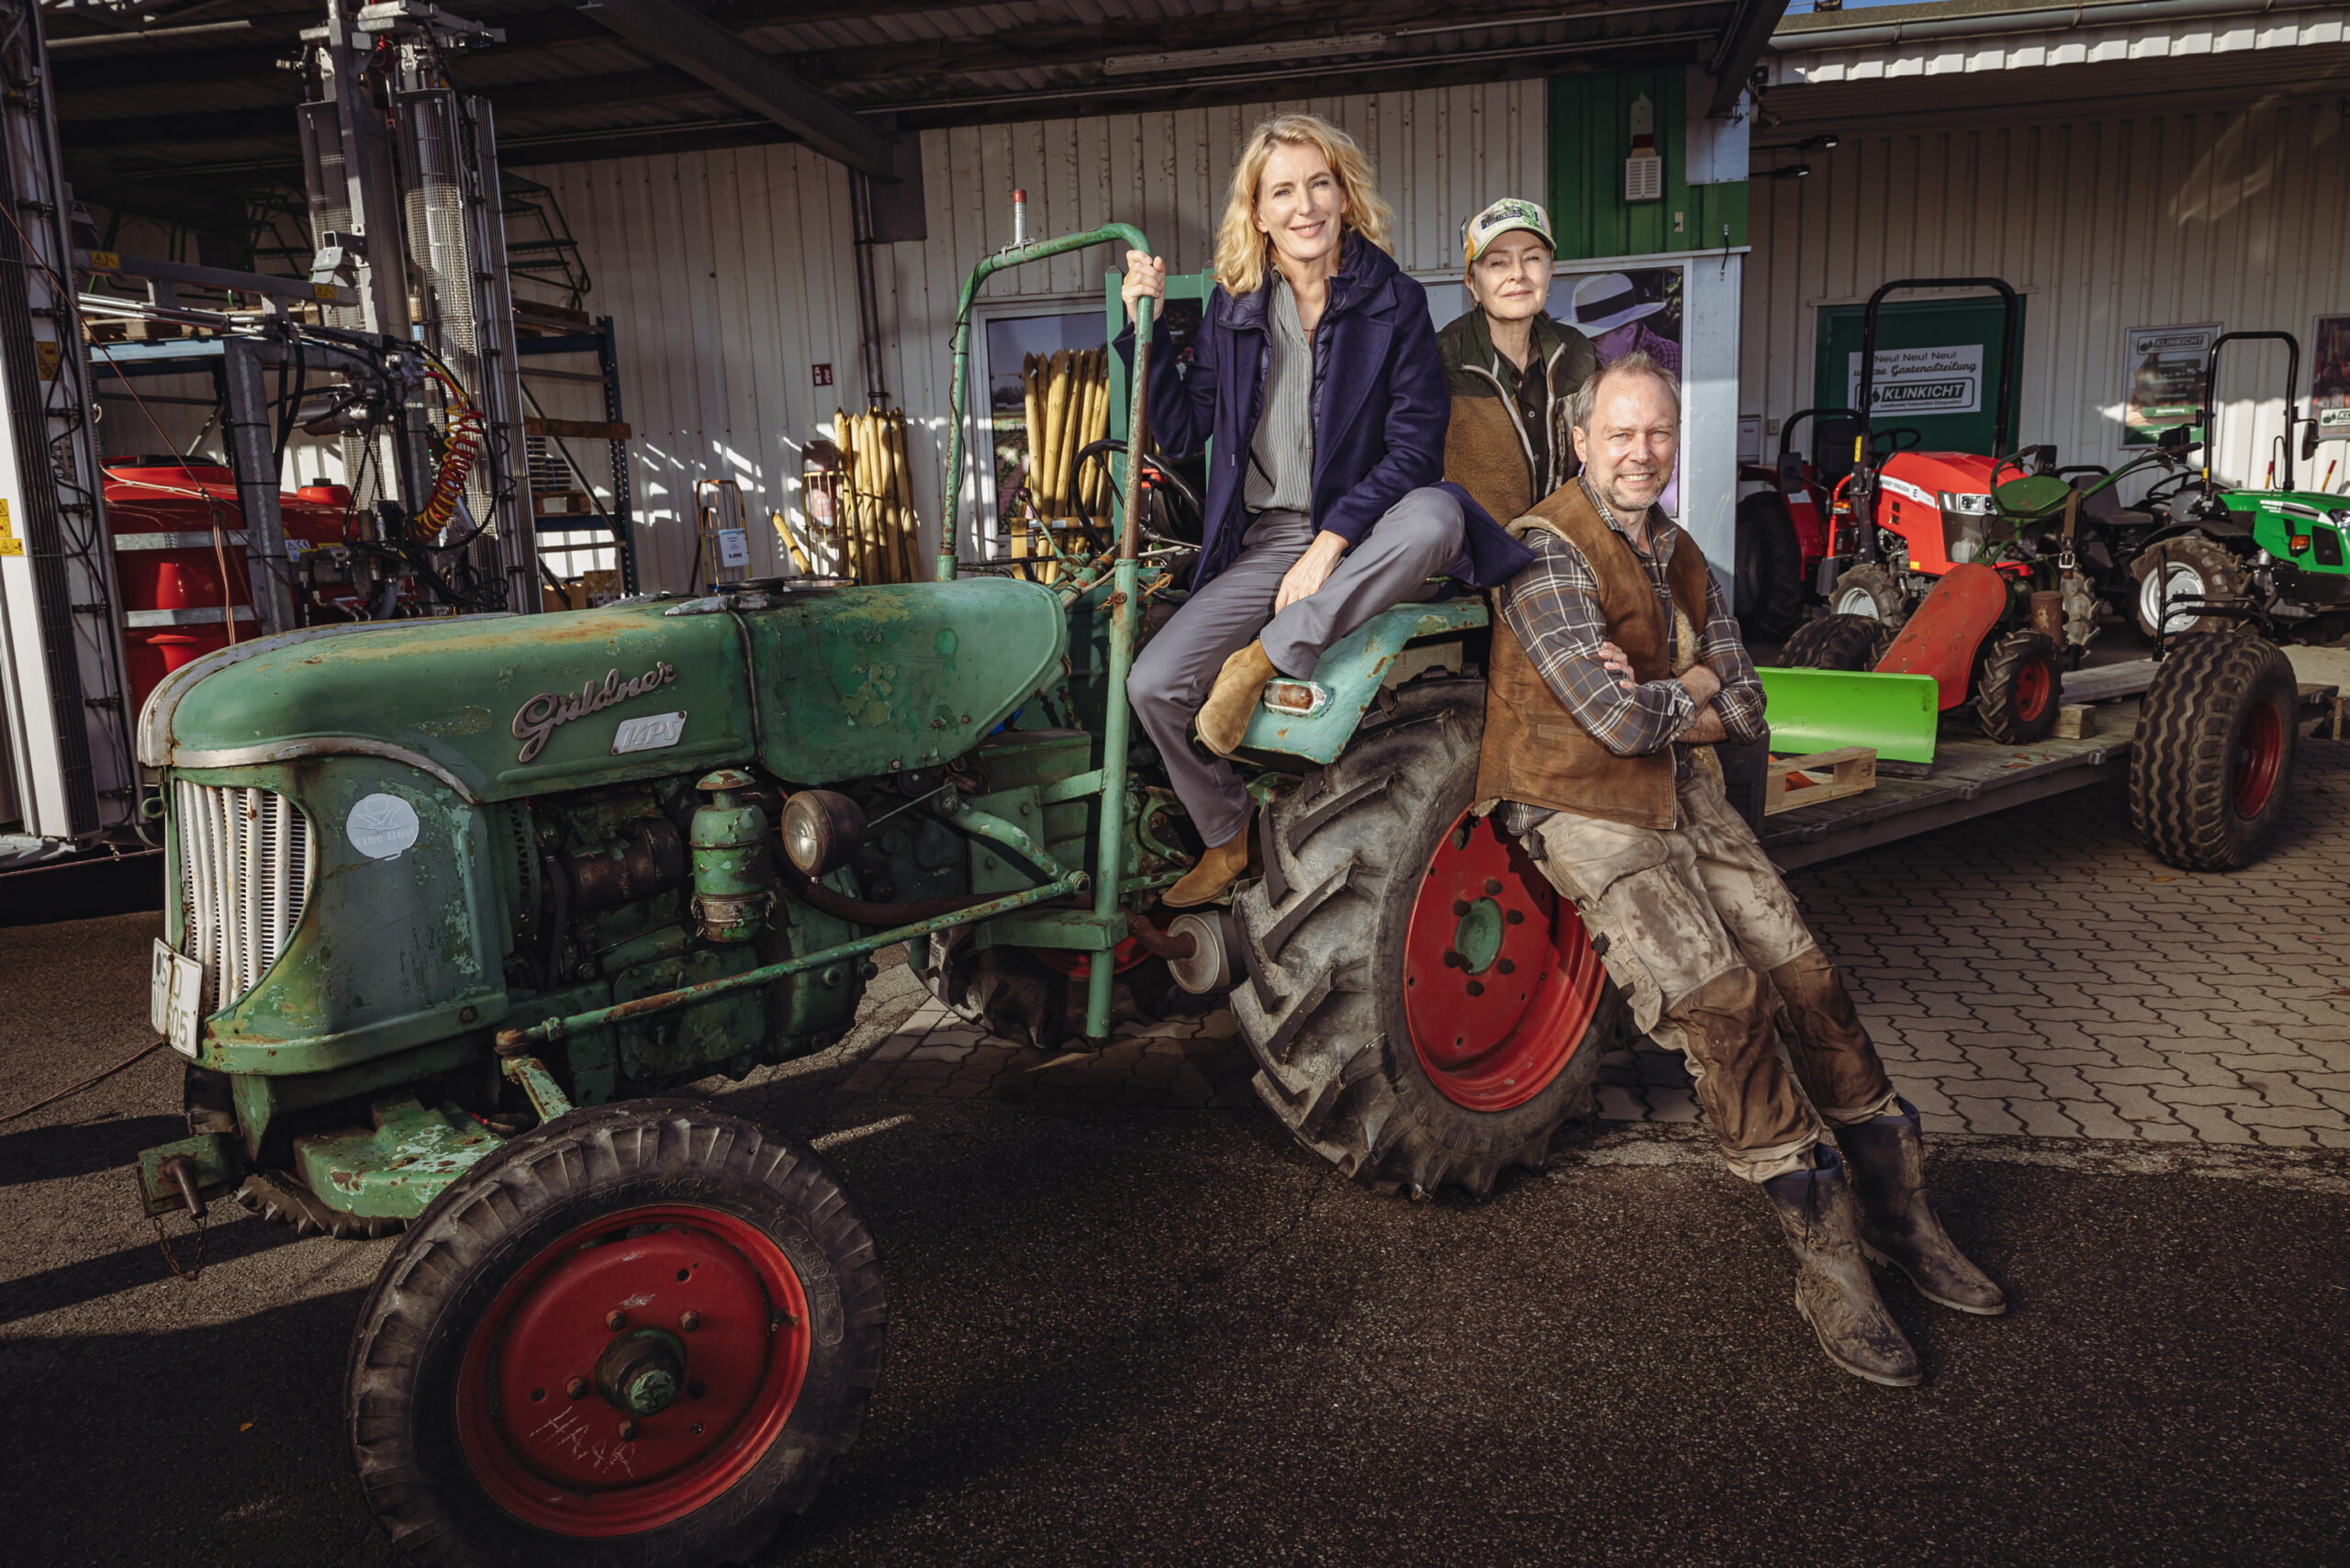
[1438,197,1598,524]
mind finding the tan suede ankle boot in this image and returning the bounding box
[1196,641,1278,757]
[1165,818,1255,908]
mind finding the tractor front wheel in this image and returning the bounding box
[2131,534,2246,639]
[1830,563,1908,625]
[346,1101,884,1568]
[1778,612,1893,671]
[2129,634,2298,870]
[1230,678,1619,1198]
[1976,629,2064,744]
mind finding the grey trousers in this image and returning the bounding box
[1129,487,1467,846]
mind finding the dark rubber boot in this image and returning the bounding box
[1763,1148,1922,1387]
[1837,1098,2008,1316]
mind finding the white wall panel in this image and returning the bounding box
[515,79,1545,591]
[1740,95,2350,498]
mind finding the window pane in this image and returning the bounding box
[987,311,1110,533]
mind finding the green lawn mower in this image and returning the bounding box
[128,223,1623,1567]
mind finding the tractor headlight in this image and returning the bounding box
[1939,493,1989,566]
[781,790,867,877]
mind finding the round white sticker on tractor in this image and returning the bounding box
[348,793,420,859]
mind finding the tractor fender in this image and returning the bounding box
[1876,561,2010,711]
[1232,599,1489,764]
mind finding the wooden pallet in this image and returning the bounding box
[1763,746,1878,816]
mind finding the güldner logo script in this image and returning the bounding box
[512,663,677,763]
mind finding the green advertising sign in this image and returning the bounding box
[1813,295,2024,456]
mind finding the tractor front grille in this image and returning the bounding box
[174,780,316,1013]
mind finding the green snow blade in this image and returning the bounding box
[1756,666,1942,766]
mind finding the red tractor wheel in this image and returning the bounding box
[1231,678,1620,1198]
[347,1102,884,1568]
[1402,811,1607,1113]
[1976,629,2064,744]
[2130,633,2299,870]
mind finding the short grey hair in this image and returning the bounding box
[1569,352,1682,433]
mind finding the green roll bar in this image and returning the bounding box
[940,223,1156,1045]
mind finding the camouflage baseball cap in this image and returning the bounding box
[1461,196,1555,264]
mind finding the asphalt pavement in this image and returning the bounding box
[2,908,2344,1567]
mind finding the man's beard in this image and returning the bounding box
[1600,468,1662,513]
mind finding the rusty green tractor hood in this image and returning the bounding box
[139,579,1068,799]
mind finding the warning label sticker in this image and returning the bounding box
[1847,344,1984,417]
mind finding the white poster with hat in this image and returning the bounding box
[1550,264,1686,515]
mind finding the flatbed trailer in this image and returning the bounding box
[1758,659,2340,872]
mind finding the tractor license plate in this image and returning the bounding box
[151,939,205,1058]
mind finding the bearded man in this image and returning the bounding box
[1480,353,2006,1386]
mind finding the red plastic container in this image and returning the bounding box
[105,463,354,715]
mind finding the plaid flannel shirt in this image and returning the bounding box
[1492,482,1767,836]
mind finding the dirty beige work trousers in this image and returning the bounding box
[1525,759,1898,1182]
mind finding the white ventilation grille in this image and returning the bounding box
[174,781,316,1013]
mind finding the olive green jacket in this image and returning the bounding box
[1437,309,1599,524]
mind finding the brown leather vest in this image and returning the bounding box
[1476,483,1713,830]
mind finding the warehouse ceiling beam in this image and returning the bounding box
[578,0,895,176]
[767,0,1737,86]
[486,39,1710,166]
[1705,0,1790,116]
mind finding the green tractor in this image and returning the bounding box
[2128,330,2350,645]
[129,226,1616,1565]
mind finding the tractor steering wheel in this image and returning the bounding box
[1074,438,1204,551]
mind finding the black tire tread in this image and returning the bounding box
[2130,533,2247,638]
[345,1100,886,1568]
[1735,493,1808,642]
[1229,678,1620,1200]
[2128,633,2298,871]
[1779,613,1884,671]
[1975,629,2062,744]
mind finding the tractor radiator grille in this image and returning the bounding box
[174,781,316,1012]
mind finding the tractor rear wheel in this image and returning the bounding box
[1830,563,1908,625]
[1779,612,1887,671]
[2129,633,2298,871]
[1975,629,2064,744]
[346,1101,884,1568]
[1735,493,1808,641]
[2131,534,2246,638]
[1230,678,1619,1199]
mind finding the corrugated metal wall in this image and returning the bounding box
[516,79,1546,591]
[1740,95,2350,495]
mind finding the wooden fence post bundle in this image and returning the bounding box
[888,409,918,582]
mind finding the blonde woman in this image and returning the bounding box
[1118,112,1533,907]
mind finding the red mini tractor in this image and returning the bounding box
[1734,408,1922,639]
[1783,426,2203,744]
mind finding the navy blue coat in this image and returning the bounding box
[1115,239,1532,592]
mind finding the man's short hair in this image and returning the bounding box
[1570,353,1682,433]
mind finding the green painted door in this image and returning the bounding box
[1813,296,2025,455]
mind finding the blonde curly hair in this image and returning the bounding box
[1211,113,1396,297]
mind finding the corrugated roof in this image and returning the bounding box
[50,0,1780,205]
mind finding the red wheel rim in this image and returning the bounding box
[1402,812,1606,1112]
[455,1204,811,1538]
[2014,655,2053,722]
[2232,700,2284,819]
[1031,936,1151,977]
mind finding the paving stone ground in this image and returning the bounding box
[845,722,2350,1153]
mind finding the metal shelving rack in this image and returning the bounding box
[515,311,638,597]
